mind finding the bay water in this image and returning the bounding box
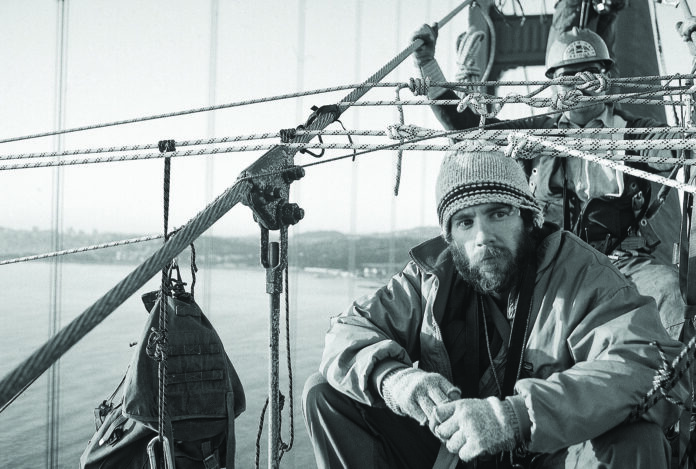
[0,261,381,468]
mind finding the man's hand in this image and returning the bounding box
[412,23,439,67]
[431,397,519,462]
[381,367,460,425]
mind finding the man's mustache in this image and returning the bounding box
[469,246,510,265]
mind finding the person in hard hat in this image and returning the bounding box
[411,24,688,350]
[302,148,687,469]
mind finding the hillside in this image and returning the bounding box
[0,226,441,275]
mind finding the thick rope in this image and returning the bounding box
[0,178,252,410]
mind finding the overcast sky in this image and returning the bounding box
[0,0,691,239]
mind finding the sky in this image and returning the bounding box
[0,0,692,239]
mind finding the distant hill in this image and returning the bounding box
[0,226,441,274]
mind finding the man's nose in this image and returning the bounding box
[473,220,496,246]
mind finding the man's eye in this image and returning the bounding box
[454,218,473,228]
[492,210,510,219]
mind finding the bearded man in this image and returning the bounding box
[302,149,687,469]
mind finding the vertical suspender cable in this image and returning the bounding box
[347,0,362,300]
[420,0,434,228]
[389,1,402,274]
[203,0,219,315]
[47,1,68,467]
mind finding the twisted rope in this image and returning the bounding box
[0,178,252,410]
[0,232,169,265]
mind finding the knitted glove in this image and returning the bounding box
[381,367,460,425]
[411,23,448,99]
[432,397,521,462]
[411,23,438,67]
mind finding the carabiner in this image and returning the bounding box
[147,435,175,469]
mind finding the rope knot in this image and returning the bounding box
[551,89,583,111]
[505,133,540,160]
[651,341,685,408]
[407,77,430,96]
[575,72,609,93]
[386,124,423,141]
[146,327,168,361]
[457,93,501,118]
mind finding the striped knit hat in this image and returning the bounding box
[436,150,543,240]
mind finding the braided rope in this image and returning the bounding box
[627,338,696,422]
[393,86,405,196]
[7,125,696,163]
[8,135,696,171]
[278,227,295,461]
[506,133,696,193]
[1,71,693,146]
[0,179,252,410]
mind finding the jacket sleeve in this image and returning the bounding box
[319,261,428,406]
[516,274,688,453]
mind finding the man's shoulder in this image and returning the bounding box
[612,107,665,128]
[538,227,627,281]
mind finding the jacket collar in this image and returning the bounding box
[409,236,451,277]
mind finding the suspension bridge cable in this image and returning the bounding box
[0,178,252,411]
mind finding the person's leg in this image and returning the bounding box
[302,372,441,469]
[614,256,685,339]
[532,421,670,468]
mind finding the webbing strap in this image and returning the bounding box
[502,260,536,397]
[679,169,696,308]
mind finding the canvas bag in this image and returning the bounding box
[80,272,245,469]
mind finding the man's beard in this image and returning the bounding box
[450,230,535,295]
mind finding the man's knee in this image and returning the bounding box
[302,372,332,424]
[554,421,670,468]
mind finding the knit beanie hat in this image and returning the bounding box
[436,150,543,240]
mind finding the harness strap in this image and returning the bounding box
[462,298,480,398]
[679,174,696,307]
[502,259,536,397]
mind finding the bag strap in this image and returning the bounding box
[502,259,536,397]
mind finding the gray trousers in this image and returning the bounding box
[303,372,671,469]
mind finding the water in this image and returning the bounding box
[0,261,382,468]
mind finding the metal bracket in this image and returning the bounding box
[237,146,305,231]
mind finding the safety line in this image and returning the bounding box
[6,126,696,162]
[1,72,693,145]
[3,137,696,171]
[0,232,167,265]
